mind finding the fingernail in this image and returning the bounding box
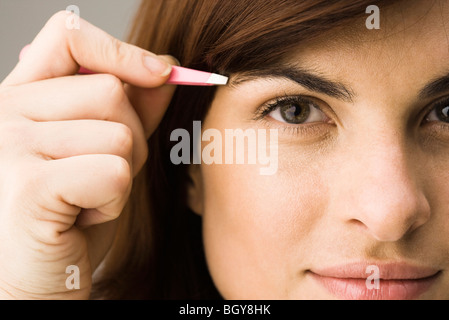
[160,55,181,66]
[143,55,172,77]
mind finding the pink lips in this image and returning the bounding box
[309,262,440,300]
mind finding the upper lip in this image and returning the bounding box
[310,262,440,280]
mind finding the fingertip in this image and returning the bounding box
[141,54,181,87]
[19,44,31,61]
[158,56,180,88]
[143,55,172,77]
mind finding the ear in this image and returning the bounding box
[187,164,204,216]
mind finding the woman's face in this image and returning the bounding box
[192,1,449,299]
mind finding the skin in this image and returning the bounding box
[2,1,449,301]
[190,1,449,299]
[0,12,177,299]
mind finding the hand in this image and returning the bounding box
[0,11,177,299]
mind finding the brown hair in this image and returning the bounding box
[91,0,392,299]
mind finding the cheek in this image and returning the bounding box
[423,157,449,235]
[200,160,329,299]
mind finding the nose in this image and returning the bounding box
[332,132,431,242]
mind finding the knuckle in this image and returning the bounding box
[41,11,74,48]
[108,37,130,66]
[112,157,132,195]
[111,124,133,156]
[94,74,126,119]
[101,73,122,92]
[46,10,70,32]
[100,74,126,105]
[48,10,68,24]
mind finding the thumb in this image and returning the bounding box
[126,55,180,139]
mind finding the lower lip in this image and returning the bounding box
[309,271,440,300]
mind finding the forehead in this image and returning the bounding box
[283,1,449,96]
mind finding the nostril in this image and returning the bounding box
[349,219,369,233]
[350,214,425,242]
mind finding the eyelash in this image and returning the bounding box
[255,95,312,118]
[424,97,449,122]
[253,95,334,136]
[253,94,449,137]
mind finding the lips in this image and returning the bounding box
[309,262,441,300]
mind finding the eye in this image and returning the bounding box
[264,96,330,124]
[426,99,449,123]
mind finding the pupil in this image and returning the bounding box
[280,102,310,124]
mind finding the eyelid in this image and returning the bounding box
[251,94,341,140]
[422,96,449,123]
[254,94,333,122]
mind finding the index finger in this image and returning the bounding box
[1,11,173,87]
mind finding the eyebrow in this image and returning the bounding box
[419,72,449,100]
[230,67,449,103]
[229,66,355,103]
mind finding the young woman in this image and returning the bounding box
[1,0,449,300]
